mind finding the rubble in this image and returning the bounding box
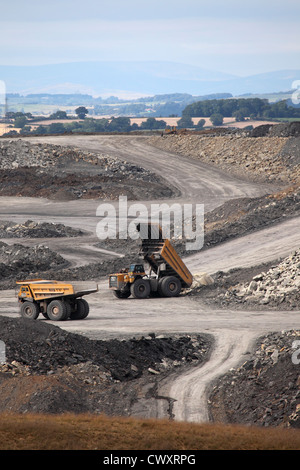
[171,186,300,258]
[219,249,300,309]
[0,316,212,416]
[209,329,300,428]
[0,241,69,280]
[149,128,300,185]
[0,220,85,238]
[0,140,178,200]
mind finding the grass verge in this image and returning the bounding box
[0,413,299,450]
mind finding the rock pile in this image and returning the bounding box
[0,241,69,280]
[209,329,300,427]
[149,131,300,184]
[0,316,212,415]
[0,220,85,238]
[0,139,176,200]
[221,249,300,309]
[0,139,160,182]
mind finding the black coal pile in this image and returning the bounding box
[0,241,69,280]
[0,316,212,416]
[0,317,211,379]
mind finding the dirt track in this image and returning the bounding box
[0,134,299,424]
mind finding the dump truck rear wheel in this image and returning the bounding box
[64,301,72,319]
[160,276,181,297]
[157,278,164,297]
[130,279,150,299]
[113,290,131,299]
[20,301,39,320]
[70,299,89,320]
[47,300,68,321]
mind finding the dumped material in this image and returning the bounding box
[0,140,177,200]
[0,220,85,238]
[221,249,300,308]
[0,316,211,416]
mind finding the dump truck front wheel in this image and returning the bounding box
[113,290,131,299]
[47,300,69,321]
[20,301,39,320]
[130,279,150,299]
[160,276,181,297]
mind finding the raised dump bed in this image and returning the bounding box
[16,279,98,321]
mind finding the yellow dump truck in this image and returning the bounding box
[16,279,98,321]
[109,223,193,299]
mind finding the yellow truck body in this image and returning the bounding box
[160,239,193,288]
[16,279,98,321]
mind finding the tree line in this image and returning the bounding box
[182,97,300,121]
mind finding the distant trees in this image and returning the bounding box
[177,116,193,128]
[75,106,88,119]
[14,115,27,128]
[35,125,48,134]
[140,117,167,129]
[195,118,205,129]
[182,97,300,120]
[210,113,223,126]
[48,123,66,134]
[50,110,68,119]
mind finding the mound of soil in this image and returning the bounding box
[0,241,69,281]
[189,253,299,311]
[208,330,300,428]
[0,220,85,238]
[202,186,300,250]
[0,140,178,201]
[149,125,300,185]
[0,316,212,417]
[168,186,300,258]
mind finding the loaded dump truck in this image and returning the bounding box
[109,223,193,299]
[16,279,98,321]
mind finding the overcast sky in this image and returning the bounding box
[1,0,300,76]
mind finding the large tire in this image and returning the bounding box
[47,300,69,321]
[113,290,131,299]
[130,278,150,299]
[157,278,164,297]
[70,298,89,320]
[20,301,39,320]
[160,276,182,297]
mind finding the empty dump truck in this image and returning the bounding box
[16,279,98,321]
[109,223,193,299]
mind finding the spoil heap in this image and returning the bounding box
[0,316,211,416]
[209,329,300,428]
[0,139,177,200]
[0,220,84,238]
[221,249,300,309]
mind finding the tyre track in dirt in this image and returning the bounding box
[158,330,258,422]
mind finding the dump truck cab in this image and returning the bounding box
[109,263,147,298]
